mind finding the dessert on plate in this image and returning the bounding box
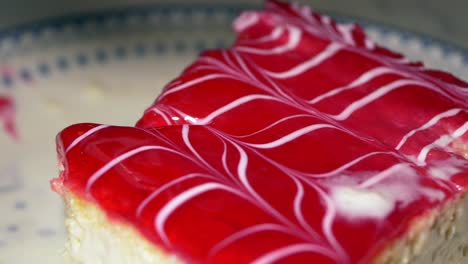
[51,0,468,263]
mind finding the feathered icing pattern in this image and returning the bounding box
[55,1,468,263]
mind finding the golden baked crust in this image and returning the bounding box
[374,194,468,264]
[61,190,468,264]
[62,192,182,264]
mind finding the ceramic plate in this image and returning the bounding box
[0,4,467,263]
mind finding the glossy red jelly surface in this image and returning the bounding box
[54,1,468,263]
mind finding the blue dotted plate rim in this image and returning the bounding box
[0,3,467,89]
[1,3,466,53]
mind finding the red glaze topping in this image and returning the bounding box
[0,95,18,140]
[53,1,468,263]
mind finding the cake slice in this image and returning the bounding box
[52,1,468,263]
